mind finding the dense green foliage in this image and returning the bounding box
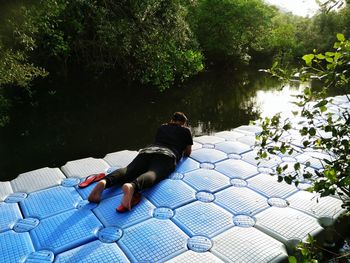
[0,0,349,125]
[256,32,350,263]
[257,34,350,209]
[189,0,275,62]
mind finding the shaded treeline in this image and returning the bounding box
[0,0,349,126]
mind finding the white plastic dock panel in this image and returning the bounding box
[215,130,245,141]
[166,251,224,263]
[287,191,345,226]
[247,173,298,198]
[255,206,324,247]
[103,150,138,168]
[11,167,66,193]
[234,125,262,135]
[193,135,225,145]
[61,157,110,178]
[0,181,13,201]
[211,226,288,263]
[242,150,282,168]
[236,135,257,147]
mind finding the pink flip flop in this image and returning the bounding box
[116,193,142,213]
[78,173,106,188]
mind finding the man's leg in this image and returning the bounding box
[88,154,148,203]
[121,154,175,210]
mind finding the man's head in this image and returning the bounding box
[171,112,188,125]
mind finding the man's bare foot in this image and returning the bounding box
[121,183,135,211]
[88,180,106,203]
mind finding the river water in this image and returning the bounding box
[0,67,303,181]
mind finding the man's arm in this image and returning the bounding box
[183,145,192,157]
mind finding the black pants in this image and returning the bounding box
[104,153,176,192]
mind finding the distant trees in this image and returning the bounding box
[0,0,348,95]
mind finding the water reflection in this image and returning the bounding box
[0,68,297,180]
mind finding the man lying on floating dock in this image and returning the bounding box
[82,112,193,212]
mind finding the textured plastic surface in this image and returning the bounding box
[215,159,258,179]
[25,250,54,263]
[0,202,22,232]
[242,150,282,168]
[166,251,224,263]
[144,179,196,209]
[11,167,65,193]
[183,169,230,193]
[30,209,103,254]
[212,227,288,263]
[98,227,123,243]
[93,194,154,228]
[255,207,324,246]
[103,150,138,168]
[215,141,251,155]
[55,240,130,263]
[287,191,345,223]
[119,218,188,263]
[173,201,233,237]
[5,192,28,203]
[175,157,200,174]
[190,148,227,164]
[13,218,39,233]
[187,235,212,252]
[0,230,35,263]
[235,125,262,135]
[215,130,245,141]
[194,135,225,145]
[76,182,122,200]
[61,178,80,187]
[0,181,13,201]
[61,157,110,178]
[215,186,269,215]
[20,186,82,219]
[247,173,298,198]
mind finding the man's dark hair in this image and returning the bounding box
[171,112,188,123]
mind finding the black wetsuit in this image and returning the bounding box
[104,123,193,191]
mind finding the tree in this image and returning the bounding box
[192,0,275,63]
[256,34,350,210]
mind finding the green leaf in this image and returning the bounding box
[325,52,335,57]
[302,54,314,66]
[313,100,328,108]
[337,33,345,42]
[309,127,316,136]
[294,162,301,170]
[316,54,325,59]
[288,256,297,263]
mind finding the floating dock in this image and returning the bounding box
[0,95,349,262]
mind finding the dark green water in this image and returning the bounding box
[0,67,295,181]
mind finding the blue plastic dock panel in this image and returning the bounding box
[215,159,258,179]
[144,179,196,209]
[76,182,122,201]
[118,218,188,263]
[173,201,234,238]
[183,169,230,193]
[0,202,22,233]
[0,230,35,263]
[214,186,269,215]
[215,141,251,155]
[30,209,103,254]
[55,240,130,263]
[175,158,200,174]
[20,186,82,219]
[190,148,227,164]
[93,194,154,228]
